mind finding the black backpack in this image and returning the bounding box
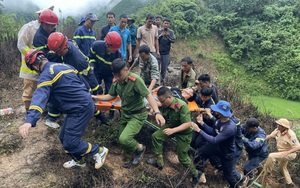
[170,87,188,104]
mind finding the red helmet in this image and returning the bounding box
[105,31,122,50]
[38,9,58,25]
[24,49,46,70]
[48,32,68,54]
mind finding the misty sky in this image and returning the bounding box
[2,0,113,16]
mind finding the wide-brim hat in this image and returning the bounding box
[275,118,290,129]
[210,100,232,117]
[128,17,135,23]
[36,5,54,15]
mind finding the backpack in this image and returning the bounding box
[170,87,188,104]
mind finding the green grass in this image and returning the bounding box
[251,95,300,119]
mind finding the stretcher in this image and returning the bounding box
[95,94,199,112]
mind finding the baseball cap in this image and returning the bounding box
[210,100,232,117]
[246,118,259,128]
[85,13,99,21]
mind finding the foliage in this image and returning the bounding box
[203,0,300,100]
[133,0,209,39]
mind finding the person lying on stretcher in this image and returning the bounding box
[145,86,197,115]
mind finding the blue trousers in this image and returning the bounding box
[244,155,267,178]
[59,101,99,160]
[194,142,242,188]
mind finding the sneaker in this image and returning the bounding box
[199,172,206,183]
[192,170,202,187]
[94,147,108,169]
[108,110,115,119]
[238,175,247,187]
[122,159,133,168]
[45,119,60,129]
[132,145,146,165]
[146,158,163,170]
[286,183,296,188]
[95,112,109,125]
[63,159,86,169]
[246,176,254,187]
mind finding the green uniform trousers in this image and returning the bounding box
[152,124,198,176]
[118,111,148,154]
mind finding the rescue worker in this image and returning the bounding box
[74,13,98,56]
[129,44,160,91]
[241,118,268,187]
[47,32,99,94]
[146,87,199,187]
[17,6,54,112]
[33,9,61,63]
[179,57,196,89]
[47,32,110,125]
[263,118,300,188]
[100,11,116,40]
[32,9,61,129]
[109,14,132,62]
[92,59,165,168]
[192,100,247,188]
[89,31,122,94]
[19,49,108,169]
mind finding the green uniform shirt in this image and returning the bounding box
[109,72,149,114]
[179,68,196,89]
[160,97,192,134]
[134,53,159,85]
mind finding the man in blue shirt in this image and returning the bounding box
[109,14,132,62]
[73,13,98,56]
[242,118,268,186]
[127,17,137,66]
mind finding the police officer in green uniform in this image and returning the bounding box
[146,86,200,187]
[92,58,165,168]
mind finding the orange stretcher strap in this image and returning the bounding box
[95,95,122,111]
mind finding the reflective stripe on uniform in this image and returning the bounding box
[94,110,100,116]
[37,70,78,88]
[34,45,47,50]
[255,138,266,141]
[91,85,99,91]
[79,66,91,75]
[21,46,31,55]
[90,48,112,65]
[48,112,61,117]
[82,142,92,155]
[29,105,43,113]
[73,36,96,40]
[89,59,96,64]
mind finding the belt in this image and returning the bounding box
[129,108,146,115]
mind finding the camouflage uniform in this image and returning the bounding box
[152,97,198,176]
[108,72,149,154]
[179,68,196,89]
[134,53,160,85]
